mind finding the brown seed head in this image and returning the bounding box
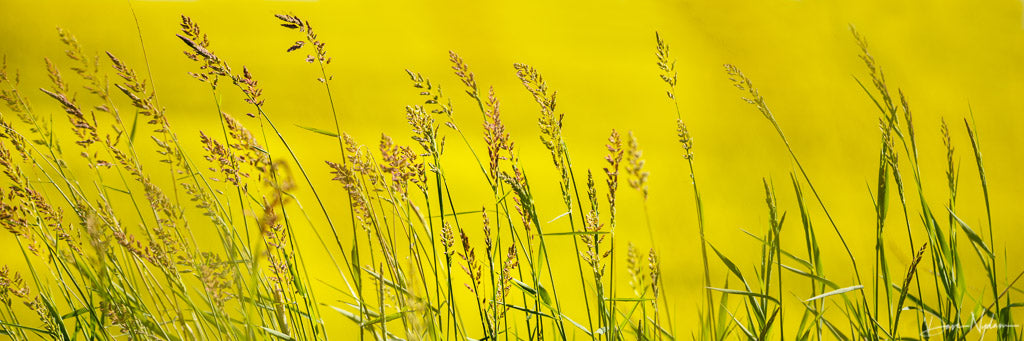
[655,31,678,99]
[449,51,478,99]
[604,129,623,225]
[276,14,330,65]
[483,86,515,183]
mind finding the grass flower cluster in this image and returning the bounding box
[0,10,1019,341]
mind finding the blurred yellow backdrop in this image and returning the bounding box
[2,0,1023,336]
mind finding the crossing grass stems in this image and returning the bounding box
[0,13,1018,341]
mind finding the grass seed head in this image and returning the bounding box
[440,221,455,258]
[483,86,515,182]
[327,160,374,231]
[0,266,29,307]
[648,248,660,298]
[458,227,483,297]
[941,117,957,195]
[482,208,493,255]
[379,133,424,197]
[276,13,330,65]
[509,169,535,241]
[178,16,231,86]
[200,131,246,186]
[852,26,896,114]
[626,243,645,296]
[406,105,439,154]
[57,27,109,102]
[581,210,608,276]
[107,51,167,127]
[626,131,649,200]
[407,70,456,125]
[197,252,235,309]
[604,129,623,225]
[725,64,776,127]
[38,65,100,150]
[514,63,563,157]
[239,66,265,107]
[449,51,478,99]
[25,296,57,333]
[655,31,678,98]
[497,245,518,316]
[677,119,693,160]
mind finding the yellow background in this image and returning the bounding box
[2,0,1023,336]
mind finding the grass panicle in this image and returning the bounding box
[0,12,1016,341]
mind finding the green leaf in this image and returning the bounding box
[295,124,339,137]
[103,185,130,195]
[60,306,92,320]
[538,283,552,306]
[709,244,750,290]
[805,285,864,302]
[947,208,994,257]
[706,287,780,305]
[546,211,572,224]
[781,264,839,289]
[0,320,51,334]
[740,229,813,270]
[360,311,408,327]
[512,278,537,296]
[563,313,592,335]
[130,108,140,143]
[430,209,487,218]
[328,305,362,323]
[543,231,609,236]
[758,308,781,341]
[260,326,295,340]
[498,303,553,318]
[604,297,654,302]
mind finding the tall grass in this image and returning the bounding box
[0,12,1019,341]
